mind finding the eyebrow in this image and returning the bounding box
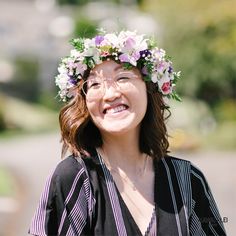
[88,64,124,78]
[88,71,96,77]
[114,64,123,71]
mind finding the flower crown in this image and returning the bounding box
[55,30,181,102]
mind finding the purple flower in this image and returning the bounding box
[124,37,135,49]
[140,49,151,57]
[157,61,169,72]
[95,35,104,46]
[69,76,77,85]
[141,66,148,75]
[168,66,173,73]
[119,53,129,62]
[132,51,140,61]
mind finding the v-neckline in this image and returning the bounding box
[116,186,156,236]
[97,152,158,235]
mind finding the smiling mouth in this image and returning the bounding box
[103,105,129,114]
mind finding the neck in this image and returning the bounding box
[98,128,146,174]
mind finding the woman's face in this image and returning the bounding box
[85,60,147,136]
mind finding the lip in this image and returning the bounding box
[103,104,129,114]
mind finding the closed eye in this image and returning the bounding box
[87,81,102,89]
[117,77,130,81]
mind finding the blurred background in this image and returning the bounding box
[0,0,235,235]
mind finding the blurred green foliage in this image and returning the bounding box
[143,0,236,109]
[214,100,236,122]
[0,103,6,132]
[38,92,62,111]
[1,0,235,149]
[74,18,98,38]
[0,56,40,103]
[0,167,16,197]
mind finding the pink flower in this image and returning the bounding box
[100,51,111,57]
[157,72,173,95]
[132,51,140,61]
[118,53,139,66]
[161,81,172,94]
[156,61,170,74]
[124,37,136,50]
[119,53,129,63]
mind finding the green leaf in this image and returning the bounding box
[171,92,182,102]
[123,63,133,70]
[70,38,85,52]
[143,75,151,81]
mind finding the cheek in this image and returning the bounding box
[140,87,148,117]
[136,83,148,108]
[129,84,148,121]
[86,100,98,118]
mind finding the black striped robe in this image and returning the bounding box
[29,153,226,236]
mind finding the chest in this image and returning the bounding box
[113,169,155,235]
[85,157,190,236]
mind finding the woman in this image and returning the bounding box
[29,30,226,235]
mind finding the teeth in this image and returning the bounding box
[106,105,127,114]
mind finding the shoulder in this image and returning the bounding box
[159,155,191,170]
[159,155,207,184]
[54,155,84,175]
[51,155,89,189]
[160,155,204,173]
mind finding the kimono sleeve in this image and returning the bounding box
[189,164,227,236]
[29,156,94,236]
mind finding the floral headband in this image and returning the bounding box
[55,30,181,102]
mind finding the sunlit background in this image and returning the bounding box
[0,0,235,235]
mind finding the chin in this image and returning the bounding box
[100,123,132,135]
[93,113,142,136]
[96,118,137,135]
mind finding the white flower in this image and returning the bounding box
[119,31,148,54]
[55,74,71,90]
[58,64,67,74]
[151,72,158,83]
[84,38,96,49]
[101,33,119,48]
[70,49,83,59]
[83,47,100,58]
[152,48,166,60]
[75,63,87,75]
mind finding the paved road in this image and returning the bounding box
[0,133,235,235]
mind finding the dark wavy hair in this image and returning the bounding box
[59,72,170,160]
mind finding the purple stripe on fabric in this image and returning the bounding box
[59,158,95,235]
[145,207,156,236]
[97,153,127,236]
[172,160,191,236]
[162,159,183,236]
[58,168,84,234]
[58,208,67,234]
[68,188,88,234]
[66,225,74,236]
[76,157,96,227]
[191,170,225,233]
[29,168,55,236]
[65,168,84,204]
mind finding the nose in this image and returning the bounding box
[102,81,121,101]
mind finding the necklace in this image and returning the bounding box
[102,154,149,191]
[98,151,155,231]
